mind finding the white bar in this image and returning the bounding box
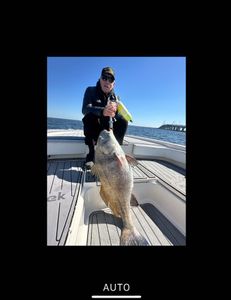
[92,296,141,299]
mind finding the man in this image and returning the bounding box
[82,67,128,167]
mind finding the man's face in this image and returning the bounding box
[100,73,115,94]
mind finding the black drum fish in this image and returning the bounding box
[91,129,149,246]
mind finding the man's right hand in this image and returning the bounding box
[103,102,117,117]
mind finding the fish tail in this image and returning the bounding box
[120,228,149,246]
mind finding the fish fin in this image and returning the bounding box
[130,194,139,206]
[114,153,125,168]
[100,185,109,207]
[125,154,138,166]
[109,204,121,217]
[113,153,138,167]
[100,186,121,217]
[90,164,98,177]
[120,228,149,246]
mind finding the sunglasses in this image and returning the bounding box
[101,74,114,83]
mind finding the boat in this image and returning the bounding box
[47,129,186,246]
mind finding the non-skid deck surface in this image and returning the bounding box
[86,159,185,195]
[87,204,185,246]
[136,160,185,195]
[47,159,84,245]
[47,158,185,245]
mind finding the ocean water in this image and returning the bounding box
[47,117,186,145]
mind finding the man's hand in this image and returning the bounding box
[103,102,117,117]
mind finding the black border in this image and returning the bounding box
[20,46,196,298]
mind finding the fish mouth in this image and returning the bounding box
[97,131,116,155]
[99,129,111,139]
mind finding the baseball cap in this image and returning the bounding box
[101,67,115,80]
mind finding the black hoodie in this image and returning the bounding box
[82,80,116,117]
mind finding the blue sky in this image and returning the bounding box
[47,57,186,128]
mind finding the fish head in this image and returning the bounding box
[96,129,119,155]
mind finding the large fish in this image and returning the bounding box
[91,129,149,246]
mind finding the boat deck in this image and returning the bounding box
[47,158,186,246]
[87,204,185,246]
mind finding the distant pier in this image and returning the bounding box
[159,124,186,132]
